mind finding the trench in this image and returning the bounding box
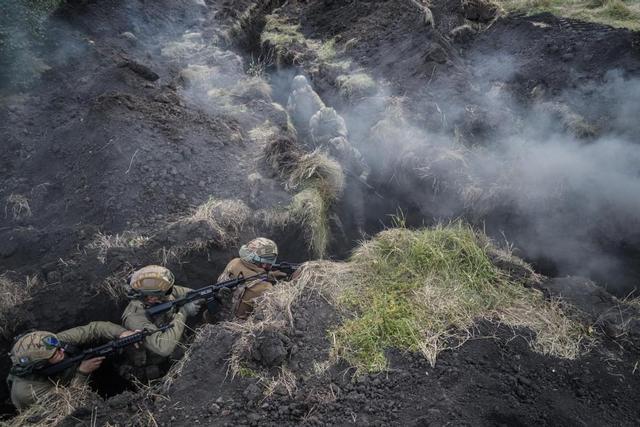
[2,0,640,420]
[235,2,640,296]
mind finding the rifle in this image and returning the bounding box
[38,325,172,377]
[145,273,266,317]
[271,261,302,276]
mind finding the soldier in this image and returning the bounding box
[7,322,136,411]
[217,238,286,319]
[287,75,326,134]
[120,265,202,381]
[309,107,370,236]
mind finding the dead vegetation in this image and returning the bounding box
[4,194,32,221]
[6,380,95,427]
[87,232,150,264]
[495,0,640,30]
[0,274,38,338]
[175,197,252,253]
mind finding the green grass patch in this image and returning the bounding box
[330,223,587,373]
[495,0,640,30]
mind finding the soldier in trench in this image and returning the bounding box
[215,237,288,320]
[7,323,137,411]
[119,265,203,382]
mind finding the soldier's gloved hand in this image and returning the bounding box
[180,300,203,318]
[268,270,288,281]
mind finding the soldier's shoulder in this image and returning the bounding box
[122,300,145,320]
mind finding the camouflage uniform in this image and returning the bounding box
[121,285,193,381]
[218,238,279,319]
[287,75,326,133]
[217,258,272,319]
[309,108,370,234]
[7,322,126,411]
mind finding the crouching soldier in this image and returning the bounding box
[7,322,136,411]
[217,238,287,319]
[120,265,202,381]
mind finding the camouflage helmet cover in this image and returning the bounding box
[10,331,59,367]
[129,265,175,297]
[239,238,278,265]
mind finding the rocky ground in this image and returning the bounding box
[1,0,640,424]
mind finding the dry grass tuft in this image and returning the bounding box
[6,380,95,427]
[495,0,640,30]
[263,134,303,177]
[232,76,273,101]
[288,189,330,259]
[336,72,377,99]
[100,264,135,302]
[0,274,38,338]
[5,194,32,221]
[181,197,251,248]
[286,150,345,202]
[87,232,150,264]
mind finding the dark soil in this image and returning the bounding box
[0,0,301,414]
[2,0,640,424]
[70,290,640,426]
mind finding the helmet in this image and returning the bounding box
[10,331,60,368]
[239,238,278,266]
[292,75,309,91]
[129,265,175,297]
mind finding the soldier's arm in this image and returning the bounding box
[172,285,193,299]
[122,303,186,357]
[57,321,127,346]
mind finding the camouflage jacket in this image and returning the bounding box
[218,258,273,319]
[121,285,192,371]
[8,321,126,411]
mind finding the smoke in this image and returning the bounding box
[327,55,640,294]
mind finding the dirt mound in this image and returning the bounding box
[67,253,640,426]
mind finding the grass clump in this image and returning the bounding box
[285,150,345,258]
[0,274,38,338]
[4,194,32,221]
[495,0,640,30]
[289,188,330,259]
[261,14,307,62]
[87,231,150,264]
[6,379,94,427]
[330,223,587,372]
[286,150,345,202]
[184,197,251,244]
[336,73,377,100]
